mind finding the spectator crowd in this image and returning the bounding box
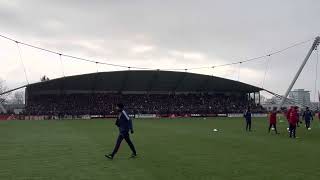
[25,93,265,116]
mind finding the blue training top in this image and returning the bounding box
[115,110,133,133]
[303,110,313,121]
[244,111,252,121]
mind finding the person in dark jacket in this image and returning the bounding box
[302,107,313,130]
[105,103,137,159]
[244,107,252,131]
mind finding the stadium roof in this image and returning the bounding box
[26,70,262,95]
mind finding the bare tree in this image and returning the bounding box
[12,91,25,104]
[40,75,50,82]
[0,78,10,104]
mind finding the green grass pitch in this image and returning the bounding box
[1,117,320,180]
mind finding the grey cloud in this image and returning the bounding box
[1,0,320,97]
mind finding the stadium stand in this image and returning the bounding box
[25,70,264,117]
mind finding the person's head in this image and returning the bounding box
[294,106,299,110]
[116,103,124,112]
[306,107,309,111]
[247,106,251,111]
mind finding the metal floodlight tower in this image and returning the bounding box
[279,36,320,109]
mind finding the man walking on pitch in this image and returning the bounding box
[302,107,313,130]
[105,103,137,159]
[289,106,299,138]
[244,107,252,131]
[268,108,279,134]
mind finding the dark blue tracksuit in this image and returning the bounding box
[303,110,313,129]
[111,110,136,156]
[244,111,252,131]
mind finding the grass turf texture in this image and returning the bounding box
[1,117,320,180]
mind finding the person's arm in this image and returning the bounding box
[115,117,120,127]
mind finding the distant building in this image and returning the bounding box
[288,89,311,107]
[262,89,312,111]
[262,96,294,111]
[1,104,25,114]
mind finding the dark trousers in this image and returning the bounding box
[305,120,311,129]
[246,120,251,131]
[111,132,136,156]
[289,124,296,138]
[268,123,278,133]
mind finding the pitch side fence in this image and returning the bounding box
[0,113,268,120]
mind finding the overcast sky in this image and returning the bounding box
[0,0,320,100]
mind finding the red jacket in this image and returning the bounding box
[289,109,298,125]
[269,112,277,124]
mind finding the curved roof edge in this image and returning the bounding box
[26,70,262,94]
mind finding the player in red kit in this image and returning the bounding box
[285,106,293,132]
[286,106,293,123]
[268,108,279,134]
[289,106,299,138]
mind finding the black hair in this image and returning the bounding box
[117,103,124,109]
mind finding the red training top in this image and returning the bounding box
[289,109,298,125]
[269,112,277,124]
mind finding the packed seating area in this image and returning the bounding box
[25,93,265,116]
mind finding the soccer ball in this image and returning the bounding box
[308,128,311,130]
[271,127,275,131]
[213,129,218,132]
